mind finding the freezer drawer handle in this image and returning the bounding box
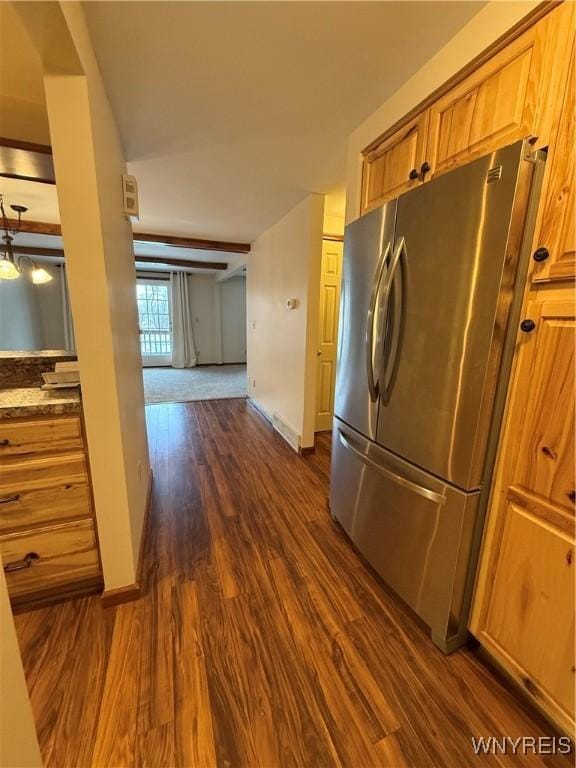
[338,430,446,505]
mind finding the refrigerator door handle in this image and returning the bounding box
[337,429,446,505]
[366,241,391,402]
[381,236,406,406]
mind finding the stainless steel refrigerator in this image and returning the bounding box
[330,140,545,652]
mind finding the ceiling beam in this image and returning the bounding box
[0,137,53,154]
[135,255,227,271]
[10,245,228,271]
[5,219,251,254]
[12,245,65,258]
[0,138,56,185]
[133,232,250,254]
[6,219,62,236]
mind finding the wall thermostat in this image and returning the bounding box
[286,298,298,310]
[122,174,139,220]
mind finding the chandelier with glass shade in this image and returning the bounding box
[0,194,53,284]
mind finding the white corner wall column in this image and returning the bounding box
[16,1,151,591]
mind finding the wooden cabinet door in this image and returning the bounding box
[471,297,575,734]
[361,111,429,213]
[511,300,575,511]
[532,45,575,283]
[482,497,575,726]
[428,24,543,178]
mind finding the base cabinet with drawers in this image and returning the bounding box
[0,414,102,608]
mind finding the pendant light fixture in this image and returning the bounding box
[0,194,53,284]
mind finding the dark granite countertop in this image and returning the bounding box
[0,351,78,389]
[0,387,82,419]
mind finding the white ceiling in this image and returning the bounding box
[83,1,485,242]
[0,177,60,223]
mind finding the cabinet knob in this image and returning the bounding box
[408,168,419,180]
[420,162,431,176]
[520,319,536,333]
[533,247,549,262]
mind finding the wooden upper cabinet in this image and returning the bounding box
[532,44,575,283]
[359,3,574,216]
[361,112,429,213]
[427,25,543,178]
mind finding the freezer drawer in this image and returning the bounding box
[330,418,480,650]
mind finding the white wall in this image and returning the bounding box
[0,263,68,351]
[0,2,51,144]
[220,276,246,364]
[36,264,67,349]
[346,1,539,223]
[189,274,222,365]
[0,570,43,768]
[0,274,44,351]
[247,194,324,449]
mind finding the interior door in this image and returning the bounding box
[315,239,343,432]
[375,141,529,490]
[334,201,397,441]
[136,279,172,367]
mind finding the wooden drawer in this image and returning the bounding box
[1,519,100,599]
[0,416,84,457]
[0,483,92,534]
[0,453,88,493]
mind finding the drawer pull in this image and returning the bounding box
[0,439,10,447]
[0,494,20,505]
[4,552,40,573]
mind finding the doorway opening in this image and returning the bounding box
[139,271,248,405]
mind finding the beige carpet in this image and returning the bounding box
[143,365,247,405]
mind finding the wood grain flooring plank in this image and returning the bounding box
[92,599,144,767]
[135,723,175,768]
[47,596,116,768]
[268,557,383,767]
[374,732,408,768]
[137,577,174,733]
[171,581,216,768]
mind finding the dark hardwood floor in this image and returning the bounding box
[14,399,571,767]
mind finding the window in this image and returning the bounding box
[136,280,172,364]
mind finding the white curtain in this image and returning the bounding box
[60,265,76,352]
[170,272,197,368]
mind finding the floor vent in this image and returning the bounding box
[272,413,300,452]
